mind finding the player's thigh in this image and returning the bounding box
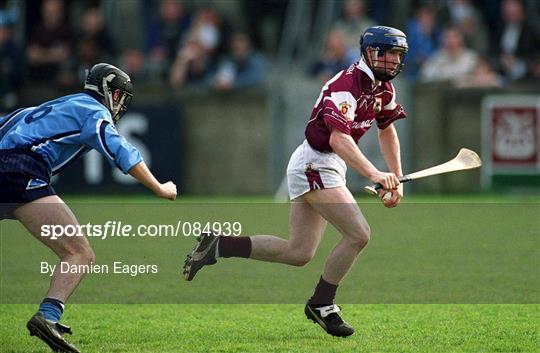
[288,199,327,253]
[303,187,370,243]
[13,195,93,259]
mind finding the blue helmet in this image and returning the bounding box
[360,26,408,81]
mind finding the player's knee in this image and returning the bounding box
[289,250,314,267]
[62,243,95,265]
[83,246,96,265]
[349,223,371,249]
[74,245,95,265]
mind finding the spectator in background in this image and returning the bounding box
[332,0,375,58]
[169,6,223,88]
[0,9,25,110]
[364,0,393,24]
[492,0,540,82]
[242,0,287,54]
[145,0,191,79]
[59,6,116,87]
[456,56,503,88]
[169,32,213,88]
[420,26,478,83]
[445,0,489,55]
[121,49,148,82]
[212,32,266,91]
[188,6,225,59]
[405,4,441,81]
[476,0,504,34]
[525,53,540,82]
[309,29,351,83]
[26,0,71,82]
[76,6,115,61]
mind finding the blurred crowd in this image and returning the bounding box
[309,0,540,87]
[1,0,271,110]
[1,0,539,110]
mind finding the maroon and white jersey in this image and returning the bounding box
[305,59,407,152]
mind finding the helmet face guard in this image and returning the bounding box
[360,26,409,82]
[84,63,133,123]
[364,45,407,81]
[102,75,133,123]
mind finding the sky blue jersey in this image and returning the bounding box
[0,93,142,175]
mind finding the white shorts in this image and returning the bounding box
[286,140,347,200]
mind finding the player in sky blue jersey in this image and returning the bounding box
[0,63,177,353]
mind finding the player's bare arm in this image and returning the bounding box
[128,161,177,200]
[329,128,400,190]
[377,123,403,207]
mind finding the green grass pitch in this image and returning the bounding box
[1,304,538,352]
[1,194,539,352]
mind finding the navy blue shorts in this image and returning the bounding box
[0,149,56,219]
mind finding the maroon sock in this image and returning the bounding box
[218,236,252,258]
[309,276,338,306]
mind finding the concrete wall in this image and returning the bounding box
[177,89,270,195]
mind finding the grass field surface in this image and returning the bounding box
[1,195,538,352]
[1,304,538,352]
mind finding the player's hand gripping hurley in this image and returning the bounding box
[364,148,482,195]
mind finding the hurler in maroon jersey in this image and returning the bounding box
[184,26,409,337]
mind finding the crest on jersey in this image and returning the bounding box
[339,101,352,116]
[373,97,382,113]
